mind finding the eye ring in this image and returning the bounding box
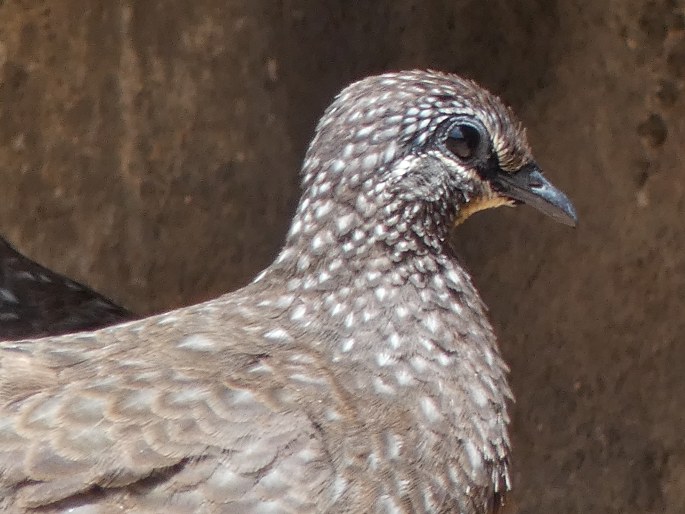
[445,123,484,162]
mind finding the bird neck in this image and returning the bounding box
[274,186,458,277]
[256,187,499,361]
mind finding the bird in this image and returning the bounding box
[0,70,576,513]
[0,236,132,339]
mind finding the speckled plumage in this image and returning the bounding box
[0,71,575,513]
[0,237,132,339]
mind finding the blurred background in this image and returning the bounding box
[0,1,683,512]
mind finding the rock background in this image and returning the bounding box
[1,1,684,512]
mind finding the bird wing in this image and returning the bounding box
[0,237,132,339]
[0,317,335,512]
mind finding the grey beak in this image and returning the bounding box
[493,163,578,227]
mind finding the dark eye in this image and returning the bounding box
[445,123,482,161]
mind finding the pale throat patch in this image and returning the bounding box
[453,196,514,226]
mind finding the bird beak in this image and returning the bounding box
[493,163,578,227]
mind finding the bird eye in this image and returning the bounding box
[445,123,482,161]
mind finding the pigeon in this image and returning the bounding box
[0,70,576,513]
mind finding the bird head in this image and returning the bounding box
[297,70,576,243]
